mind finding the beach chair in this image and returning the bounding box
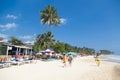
[0,63,5,69]
[23,59,31,64]
[0,62,11,68]
[7,57,24,66]
[19,58,31,64]
[10,60,23,66]
[28,56,37,63]
[0,62,12,69]
[8,56,25,66]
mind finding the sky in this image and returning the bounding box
[0,0,120,54]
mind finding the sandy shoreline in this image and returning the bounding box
[0,56,120,80]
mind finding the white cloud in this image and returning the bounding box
[0,33,9,42]
[0,33,8,38]
[19,34,36,45]
[19,33,36,40]
[3,39,9,42]
[33,33,36,36]
[19,35,33,40]
[0,23,17,31]
[25,40,34,45]
[60,18,66,24]
[6,14,17,19]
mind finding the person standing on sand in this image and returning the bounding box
[68,54,73,66]
[15,53,19,61]
[95,53,100,66]
[62,54,67,67]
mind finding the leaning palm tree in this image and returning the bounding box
[40,5,60,27]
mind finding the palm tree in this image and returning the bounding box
[8,36,24,45]
[34,31,55,51]
[40,5,60,26]
[45,31,55,48]
[35,33,46,50]
[37,5,60,51]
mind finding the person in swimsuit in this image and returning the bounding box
[95,53,100,66]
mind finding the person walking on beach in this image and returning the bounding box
[95,53,100,66]
[62,54,67,67]
[68,54,73,66]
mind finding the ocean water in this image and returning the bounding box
[101,54,120,63]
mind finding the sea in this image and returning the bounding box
[101,54,120,63]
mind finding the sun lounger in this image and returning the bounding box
[23,59,31,64]
[8,60,23,66]
[0,63,4,69]
[4,62,11,67]
[19,59,30,64]
[0,62,11,68]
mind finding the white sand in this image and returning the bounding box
[0,56,120,80]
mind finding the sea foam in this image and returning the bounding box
[101,54,120,63]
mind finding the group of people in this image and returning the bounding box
[62,54,73,67]
[61,53,101,67]
[10,51,101,67]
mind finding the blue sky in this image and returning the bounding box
[0,0,120,54]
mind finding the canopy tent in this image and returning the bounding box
[41,49,54,53]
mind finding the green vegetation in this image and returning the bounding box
[0,44,7,55]
[33,31,55,51]
[52,41,65,52]
[34,5,113,55]
[0,32,113,55]
[33,31,96,55]
[8,36,24,45]
[99,50,113,55]
[39,5,96,54]
[40,5,60,26]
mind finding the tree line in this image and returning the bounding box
[0,31,113,55]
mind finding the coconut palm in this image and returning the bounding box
[8,36,24,45]
[40,5,60,26]
[34,31,55,51]
[45,31,55,48]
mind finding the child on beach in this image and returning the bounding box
[95,53,100,66]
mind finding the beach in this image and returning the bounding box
[0,56,120,80]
